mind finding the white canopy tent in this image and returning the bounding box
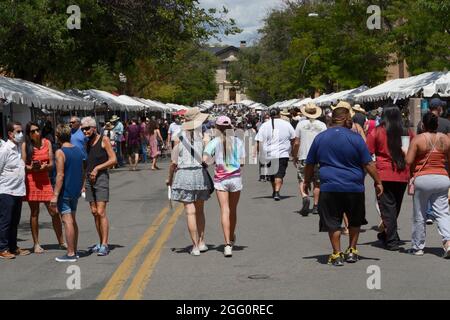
[0,76,94,110]
[423,72,450,98]
[269,101,283,109]
[249,102,267,111]
[239,99,256,107]
[278,99,301,109]
[292,97,313,107]
[313,85,369,107]
[80,89,129,111]
[166,103,189,111]
[117,95,148,111]
[197,100,215,111]
[132,97,167,112]
[355,72,447,103]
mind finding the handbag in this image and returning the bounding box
[408,134,436,195]
[179,136,215,195]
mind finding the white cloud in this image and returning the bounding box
[199,0,285,46]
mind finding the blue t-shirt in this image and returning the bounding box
[70,128,88,160]
[306,127,372,193]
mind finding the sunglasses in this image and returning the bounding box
[69,121,77,124]
[30,129,40,134]
[15,130,23,134]
[81,127,93,132]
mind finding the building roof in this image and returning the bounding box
[205,45,240,57]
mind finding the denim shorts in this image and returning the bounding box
[214,176,243,192]
[58,197,79,215]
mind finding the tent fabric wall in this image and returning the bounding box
[0,76,94,110]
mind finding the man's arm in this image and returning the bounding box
[292,137,300,167]
[50,150,65,206]
[364,161,383,197]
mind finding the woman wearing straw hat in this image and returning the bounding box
[293,103,327,216]
[166,108,213,256]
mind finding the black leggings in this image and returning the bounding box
[377,181,407,246]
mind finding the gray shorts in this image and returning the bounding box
[85,172,110,203]
[214,176,243,192]
[297,160,320,183]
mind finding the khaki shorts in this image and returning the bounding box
[297,160,320,183]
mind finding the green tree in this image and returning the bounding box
[0,0,239,90]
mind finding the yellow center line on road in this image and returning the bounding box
[97,205,172,300]
[123,204,184,300]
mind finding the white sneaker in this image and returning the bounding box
[190,247,200,256]
[408,248,424,256]
[426,218,434,225]
[443,247,450,259]
[199,243,208,252]
[224,245,233,257]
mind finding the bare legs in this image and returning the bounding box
[61,213,78,256]
[329,226,360,254]
[184,200,205,250]
[217,191,240,245]
[151,155,160,170]
[29,201,64,253]
[129,152,139,171]
[89,201,109,245]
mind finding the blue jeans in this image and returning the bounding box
[141,142,148,163]
[115,139,124,166]
[0,194,23,252]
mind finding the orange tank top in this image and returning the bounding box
[414,133,447,177]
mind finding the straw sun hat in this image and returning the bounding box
[352,104,366,114]
[331,101,355,118]
[181,107,209,130]
[300,103,322,119]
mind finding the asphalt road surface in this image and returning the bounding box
[1,159,449,300]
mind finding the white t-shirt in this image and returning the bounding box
[295,119,327,160]
[255,118,296,160]
[168,123,181,141]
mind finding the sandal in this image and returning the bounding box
[34,244,45,254]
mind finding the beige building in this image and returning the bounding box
[207,43,248,105]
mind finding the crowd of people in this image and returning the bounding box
[1,97,450,266]
[165,97,450,265]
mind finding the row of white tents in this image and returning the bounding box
[269,71,450,109]
[0,76,191,113]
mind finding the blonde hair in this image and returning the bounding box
[56,124,72,143]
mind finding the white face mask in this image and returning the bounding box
[14,132,24,144]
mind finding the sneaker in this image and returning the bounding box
[426,218,433,225]
[386,242,401,251]
[190,247,200,256]
[273,192,281,201]
[198,243,208,252]
[327,252,344,266]
[0,250,16,259]
[55,254,78,262]
[311,205,319,215]
[443,247,450,259]
[344,247,359,263]
[97,245,110,256]
[407,248,424,256]
[299,197,310,216]
[88,244,101,254]
[224,244,233,257]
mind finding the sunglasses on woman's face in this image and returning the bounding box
[81,127,92,132]
[30,129,40,134]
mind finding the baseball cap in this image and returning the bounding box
[216,116,232,126]
[430,98,446,108]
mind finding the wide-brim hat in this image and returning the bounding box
[332,101,355,118]
[105,122,114,130]
[300,103,322,119]
[181,107,209,130]
[110,115,120,122]
[352,104,366,114]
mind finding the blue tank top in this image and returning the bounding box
[61,146,83,198]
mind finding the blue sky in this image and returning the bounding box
[198,0,284,47]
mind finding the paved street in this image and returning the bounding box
[1,159,450,300]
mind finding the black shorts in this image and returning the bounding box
[127,144,140,155]
[318,192,367,232]
[266,158,289,181]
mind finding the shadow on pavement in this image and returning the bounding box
[171,244,248,254]
[251,196,295,200]
[303,253,381,265]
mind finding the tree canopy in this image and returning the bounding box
[0,0,240,104]
[228,0,449,105]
